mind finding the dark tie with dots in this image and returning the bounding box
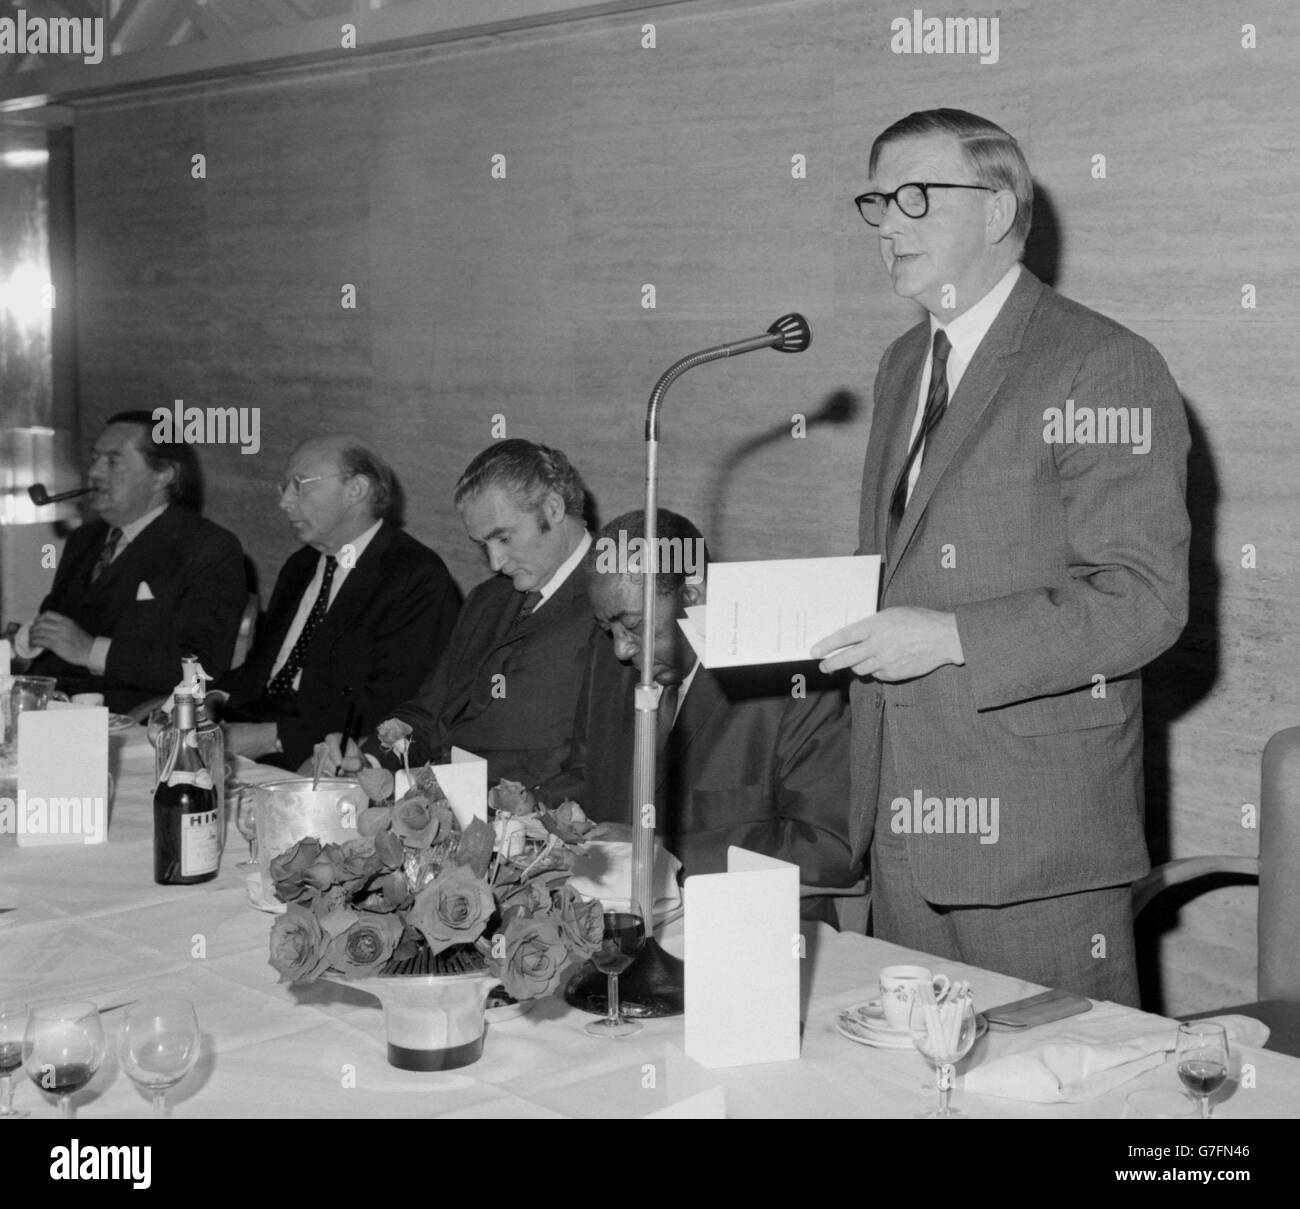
[89,527,122,584]
[515,590,543,622]
[886,329,952,561]
[268,555,338,697]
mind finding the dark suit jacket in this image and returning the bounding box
[541,636,859,885]
[219,522,459,769]
[29,505,246,714]
[851,267,1190,905]
[376,560,598,786]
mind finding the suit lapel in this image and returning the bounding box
[312,523,397,651]
[881,269,1045,595]
[868,326,929,560]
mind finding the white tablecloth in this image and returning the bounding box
[2,730,1298,1119]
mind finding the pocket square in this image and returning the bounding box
[135,581,155,601]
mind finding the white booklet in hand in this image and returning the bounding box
[677,554,879,668]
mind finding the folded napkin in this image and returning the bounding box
[963,1005,1271,1104]
[567,823,683,916]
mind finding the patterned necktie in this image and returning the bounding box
[267,555,338,697]
[886,329,952,560]
[89,527,122,584]
[656,683,680,756]
[516,590,543,621]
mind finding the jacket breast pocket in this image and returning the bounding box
[987,688,1126,737]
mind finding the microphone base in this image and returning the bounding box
[563,937,685,1018]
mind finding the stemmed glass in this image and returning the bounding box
[23,1001,106,1119]
[118,998,201,1118]
[1176,1021,1229,1119]
[585,898,647,1039]
[0,1002,29,1118]
[909,990,977,1118]
[234,787,259,868]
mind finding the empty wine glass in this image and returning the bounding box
[0,1002,29,1119]
[909,989,977,1118]
[23,1001,105,1119]
[585,898,647,1039]
[1176,1021,1229,1119]
[118,997,200,1118]
[234,787,258,868]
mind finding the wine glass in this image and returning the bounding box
[118,997,200,1118]
[585,898,647,1039]
[23,1001,106,1119]
[234,786,258,868]
[909,990,977,1118]
[0,1002,29,1118]
[1176,1021,1229,1119]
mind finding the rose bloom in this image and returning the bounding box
[269,904,331,983]
[390,793,452,850]
[557,886,603,958]
[407,865,494,956]
[357,805,393,839]
[270,837,328,902]
[376,717,413,755]
[489,779,537,816]
[499,912,570,1001]
[327,912,404,978]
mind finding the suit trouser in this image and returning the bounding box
[869,788,1141,1007]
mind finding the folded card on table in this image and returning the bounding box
[684,847,800,1069]
[677,555,880,668]
[958,1003,1268,1103]
[394,745,486,830]
[567,823,682,915]
[15,707,110,846]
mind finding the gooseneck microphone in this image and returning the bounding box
[28,483,94,506]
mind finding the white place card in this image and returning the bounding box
[678,555,880,668]
[683,846,801,1068]
[15,707,110,846]
[394,745,488,831]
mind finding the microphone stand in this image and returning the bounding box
[565,313,811,1018]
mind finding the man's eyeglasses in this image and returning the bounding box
[274,473,349,497]
[854,182,995,226]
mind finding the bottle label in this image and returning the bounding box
[166,769,214,790]
[181,809,220,876]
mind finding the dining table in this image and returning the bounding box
[2,725,1298,1122]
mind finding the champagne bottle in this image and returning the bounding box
[153,690,220,885]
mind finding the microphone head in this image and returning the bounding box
[767,312,812,353]
[27,483,51,506]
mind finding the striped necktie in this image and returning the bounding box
[886,329,951,560]
[89,527,122,584]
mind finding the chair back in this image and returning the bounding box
[1259,726,1300,1000]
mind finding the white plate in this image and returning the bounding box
[835,1000,989,1051]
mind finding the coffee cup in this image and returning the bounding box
[879,965,951,1031]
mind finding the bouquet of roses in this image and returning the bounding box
[268,722,607,1001]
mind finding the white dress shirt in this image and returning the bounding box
[533,530,592,612]
[268,519,384,690]
[903,263,1022,504]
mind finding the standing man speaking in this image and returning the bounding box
[812,109,1190,1004]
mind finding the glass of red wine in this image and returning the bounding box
[22,1001,106,1119]
[584,898,647,1039]
[0,1001,29,1119]
[1176,1021,1229,1119]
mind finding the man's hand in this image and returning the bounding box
[309,732,366,777]
[29,612,95,667]
[224,721,280,759]
[811,607,965,681]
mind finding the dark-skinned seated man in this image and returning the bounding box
[539,509,861,921]
[14,410,245,713]
[317,439,597,787]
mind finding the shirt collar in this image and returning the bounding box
[327,518,383,567]
[537,530,592,606]
[932,262,1021,363]
[116,502,169,545]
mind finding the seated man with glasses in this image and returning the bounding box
[15,410,246,713]
[212,434,459,769]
